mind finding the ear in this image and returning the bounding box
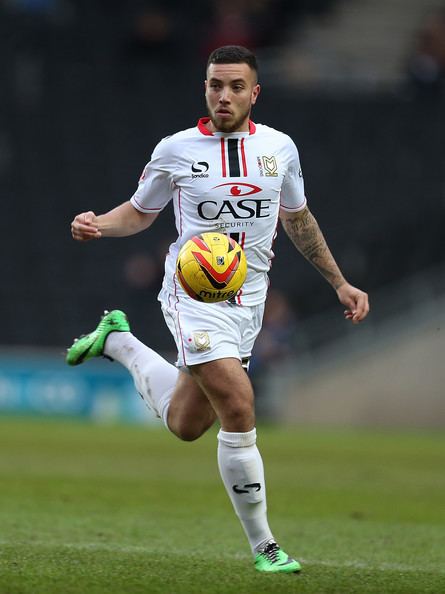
[251,83,261,105]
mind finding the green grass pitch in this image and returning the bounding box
[0,417,444,594]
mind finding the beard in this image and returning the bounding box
[206,102,251,133]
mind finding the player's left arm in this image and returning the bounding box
[279,206,369,324]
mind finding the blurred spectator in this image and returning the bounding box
[253,289,297,364]
[122,237,172,295]
[123,252,162,291]
[407,9,445,99]
[5,0,58,16]
[200,0,259,56]
[3,0,74,23]
[250,289,298,415]
[199,0,305,57]
[122,3,206,64]
[125,6,178,60]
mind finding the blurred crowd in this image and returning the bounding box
[407,7,445,99]
[1,0,320,56]
[1,0,444,351]
[4,0,445,97]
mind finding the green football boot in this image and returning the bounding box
[66,310,130,366]
[254,541,301,574]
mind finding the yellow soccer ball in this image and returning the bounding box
[176,232,247,303]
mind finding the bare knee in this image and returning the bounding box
[168,415,214,442]
[166,370,216,441]
[190,359,255,432]
[218,397,254,431]
[173,427,204,442]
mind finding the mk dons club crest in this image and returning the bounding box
[261,156,278,177]
[193,331,211,351]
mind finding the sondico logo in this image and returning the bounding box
[197,183,270,220]
[232,483,261,494]
[191,161,209,178]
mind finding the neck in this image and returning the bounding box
[205,117,250,134]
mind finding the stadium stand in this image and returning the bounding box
[0,0,443,355]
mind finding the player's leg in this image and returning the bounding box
[189,357,254,432]
[164,370,217,441]
[101,326,217,440]
[66,309,216,440]
[66,307,300,572]
[190,356,267,550]
[189,356,300,573]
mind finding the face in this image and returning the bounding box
[205,63,260,133]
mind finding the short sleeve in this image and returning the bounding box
[130,137,174,213]
[279,138,307,212]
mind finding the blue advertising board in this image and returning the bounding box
[0,350,159,424]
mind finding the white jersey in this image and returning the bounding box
[130,118,307,306]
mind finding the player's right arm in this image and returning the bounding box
[71,201,157,242]
[72,135,173,242]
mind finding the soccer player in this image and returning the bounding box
[67,45,369,574]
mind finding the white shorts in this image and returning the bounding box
[159,287,265,368]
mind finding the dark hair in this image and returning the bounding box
[207,45,258,77]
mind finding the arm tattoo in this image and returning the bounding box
[281,209,346,289]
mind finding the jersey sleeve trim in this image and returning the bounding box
[131,196,163,213]
[280,196,307,212]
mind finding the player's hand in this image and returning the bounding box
[71,211,102,241]
[336,282,369,324]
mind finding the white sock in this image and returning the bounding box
[217,428,274,554]
[104,331,178,427]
